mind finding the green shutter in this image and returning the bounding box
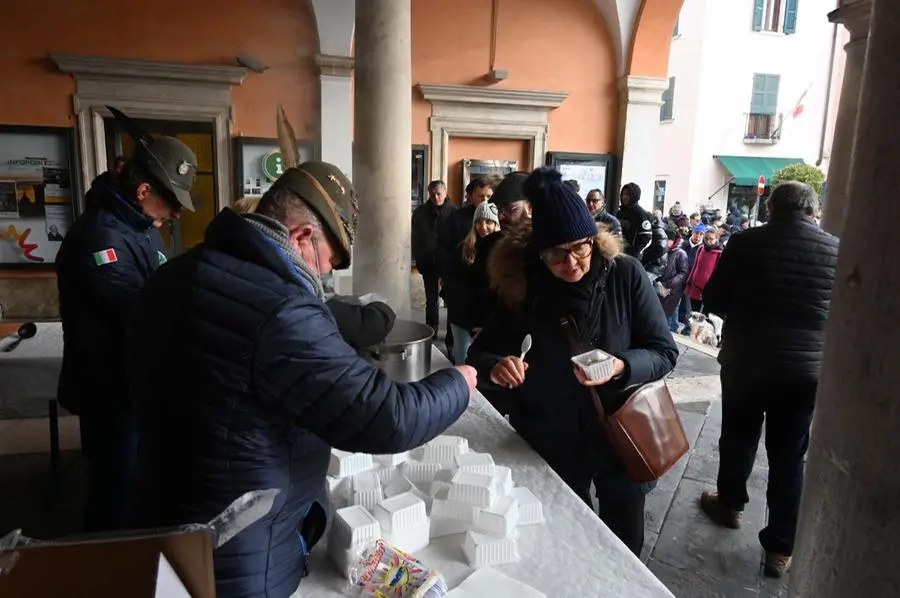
[752,0,765,31]
[750,74,780,115]
[660,77,675,121]
[783,0,799,34]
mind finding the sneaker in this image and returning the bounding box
[763,553,792,578]
[699,491,742,529]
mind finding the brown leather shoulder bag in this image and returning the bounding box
[563,318,690,483]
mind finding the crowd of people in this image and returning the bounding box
[412,171,839,579]
[52,126,836,595]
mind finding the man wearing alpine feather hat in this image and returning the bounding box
[128,109,477,598]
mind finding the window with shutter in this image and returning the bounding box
[660,77,675,121]
[752,0,765,31]
[750,74,780,115]
[783,0,798,33]
[673,15,680,37]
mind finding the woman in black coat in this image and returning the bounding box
[467,168,678,555]
[658,229,690,332]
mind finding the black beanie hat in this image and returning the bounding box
[524,167,598,252]
[490,171,530,209]
[621,182,642,204]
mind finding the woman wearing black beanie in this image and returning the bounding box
[467,167,678,555]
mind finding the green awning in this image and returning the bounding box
[714,155,804,187]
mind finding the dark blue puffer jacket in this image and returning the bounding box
[128,209,470,598]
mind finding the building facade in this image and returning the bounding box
[653,0,846,216]
[0,0,681,317]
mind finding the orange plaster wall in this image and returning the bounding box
[0,0,319,138]
[411,0,618,155]
[629,0,685,77]
[446,138,530,203]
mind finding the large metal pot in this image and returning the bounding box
[364,319,434,383]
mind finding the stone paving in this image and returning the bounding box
[0,318,791,596]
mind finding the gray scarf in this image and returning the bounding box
[241,213,324,298]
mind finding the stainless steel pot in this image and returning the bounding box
[364,319,434,383]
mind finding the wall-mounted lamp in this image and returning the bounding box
[237,54,269,73]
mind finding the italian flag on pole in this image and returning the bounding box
[93,248,118,266]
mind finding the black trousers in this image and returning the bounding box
[420,268,441,330]
[678,292,692,327]
[79,406,139,532]
[716,368,816,555]
[575,483,646,556]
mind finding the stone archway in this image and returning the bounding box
[628,0,684,77]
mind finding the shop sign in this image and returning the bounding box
[261,150,286,182]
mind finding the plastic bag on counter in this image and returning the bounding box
[349,538,447,597]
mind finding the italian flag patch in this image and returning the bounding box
[93,248,118,266]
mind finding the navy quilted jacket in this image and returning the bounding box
[128,209,470,598]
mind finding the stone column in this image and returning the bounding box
[820,0,872,236]
[616,75,669,211]
[352,0,412,315]
[789,0,900,596]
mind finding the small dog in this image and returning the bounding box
[690,312,724,348]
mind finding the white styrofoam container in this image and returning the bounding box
[373,452,410,467]
[456,452,496,476]
[431,485,478,523]
[328,541,366,577]
[352,470,381,492]
[374,492,427,532]
[332,505,381,549]
[430,517,471,538]
[491,466,514,496]
[423,435,469,465]
[462,531,520,567]
[384,518,430,554]
[449,471,497,508]
[401,460,442,485]
[433,469,456,484]
[328,449,373,478]
[352,487,384,512]
[326,475,352,501]
[511,487,545,525]
[476,495,519,538]
[373,465,401,485]
[571,349,615,381]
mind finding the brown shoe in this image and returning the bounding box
[699,491,743,529]
[764,553,792,578]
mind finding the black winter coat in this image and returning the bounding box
[325,296,396,350]
[617,203,653,259]
[411,200,455,274]
[659,242,689,315]
[703,213,839,382]
[467,224,678,500]
[439,204,477,265]
[128,209,470,598]
[55,186,166,416]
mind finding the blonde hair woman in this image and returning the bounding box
[443,202,501,365]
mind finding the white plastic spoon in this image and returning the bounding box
[519,334,533,360]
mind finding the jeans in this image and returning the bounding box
[678,293,692,328]
[79,406,139,532]
[450,324,472,366]
[666,311,680,332]
[420,269,441,330]
[716,368,816,555]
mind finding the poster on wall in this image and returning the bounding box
[233,137,314,200]
[0,126,76,268]
[546,152,616,204]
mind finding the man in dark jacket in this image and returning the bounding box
[411,180,455,334]
[128,162,477,598]
[641,215,669,275]
[56,136,198,532]
[586,188,622,237]
[698,181,839,579]
[85,155,126,211]
[616,182,653,259]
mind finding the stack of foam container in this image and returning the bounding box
[323,437,545,573]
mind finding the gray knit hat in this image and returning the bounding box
[473,201,500,227]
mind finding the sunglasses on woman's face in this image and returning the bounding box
[540,240,593,265]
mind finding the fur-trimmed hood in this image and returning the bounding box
[487,219,623,309]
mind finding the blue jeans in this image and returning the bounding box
[666,311,680,333]
[450,324,472,366]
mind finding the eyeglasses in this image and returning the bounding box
[540,240,593,265]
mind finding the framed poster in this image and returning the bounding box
[233,137,315,200]
[545,151,616,205]
[411,144,429,211]
[461,159,518,197]
[0,125,78,269]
